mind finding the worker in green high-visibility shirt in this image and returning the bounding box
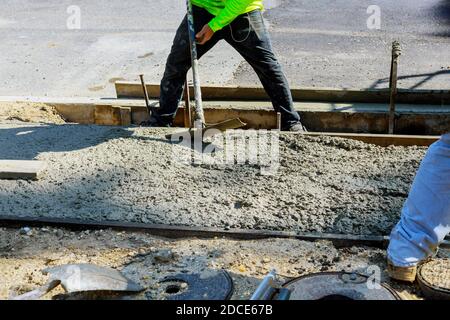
[147,0,306,132]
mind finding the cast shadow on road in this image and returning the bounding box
[0,124,133,160]
[432,0,450,36]
[369,69,450,90]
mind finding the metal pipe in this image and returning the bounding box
[186,0,205,129]
[276,112,281,131]
[250,270,277,300]
[389,41,401,134]
[139,74,152,117]
[183,79,192,128]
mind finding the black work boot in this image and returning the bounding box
[286,122,307,132]
[140,116,170,127]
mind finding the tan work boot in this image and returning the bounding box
[387,259,417,283]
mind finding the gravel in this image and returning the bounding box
[420,259,450,290]
[0,226,430,300]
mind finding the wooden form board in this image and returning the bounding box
[0,215,448,249]
[115,81,450,105]
[0,160,46,180]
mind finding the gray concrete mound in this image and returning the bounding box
[0,123,426,235]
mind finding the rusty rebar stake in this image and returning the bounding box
[388,41,401,134]
[139,74,152,118]
[183,79,192,128]
[276,112,282,131]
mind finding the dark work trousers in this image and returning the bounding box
[154,6,301,129]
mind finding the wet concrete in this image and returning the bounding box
[0,123,427,236]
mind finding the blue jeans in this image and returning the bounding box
[154,6,301,129]
[387,133,450,267]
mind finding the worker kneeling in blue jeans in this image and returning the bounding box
[387,132,450,282]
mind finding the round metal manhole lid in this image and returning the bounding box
[283,272,400,300]
[158,270,234,300]
[418,259,450,300]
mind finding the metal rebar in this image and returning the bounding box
[276,112,281,131]
[250,270,277,300]
[139,74,152,117]
[183,79,192,128]
[388,41,401,134]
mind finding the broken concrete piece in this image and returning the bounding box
[19,227,32,236]
[0,160,45,180]
[154,249,175,263]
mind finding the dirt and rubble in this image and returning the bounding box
[3,226,449,300]
[0,120,426,235]
[0,102,65,124]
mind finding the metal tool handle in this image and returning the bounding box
[139,74,152,117]
[186,0,205,129]
[250,270,277,300]
[388,41,401,135]
[275,288,291,301]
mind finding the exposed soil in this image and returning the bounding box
[0,102,65,124]
[2,226,444,300]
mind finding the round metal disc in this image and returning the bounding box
[283,271,400,300]
[417,259,450,300]
[159,270,234,300]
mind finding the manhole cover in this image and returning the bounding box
[418,259,450,300]
[158,270,233,300]
[282,272,400,300]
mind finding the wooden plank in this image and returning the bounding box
[94,105,123,126]
[51,103,95,124]
[0,160,45,180]
[152,105,448,137]
[119,107,132,126]
[5,99,448,135]
[115,82,450,105]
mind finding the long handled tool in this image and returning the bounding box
[174,0,245,139]
[139,74,152,117]
[250,270,291,301]
[388,41,401,135]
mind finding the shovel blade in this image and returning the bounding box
[203,118,247,134]
[44,264,144,294]
[166,118,246,140]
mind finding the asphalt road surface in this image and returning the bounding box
[0,0,449,97]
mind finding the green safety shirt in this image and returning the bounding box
[191,0,264,32]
